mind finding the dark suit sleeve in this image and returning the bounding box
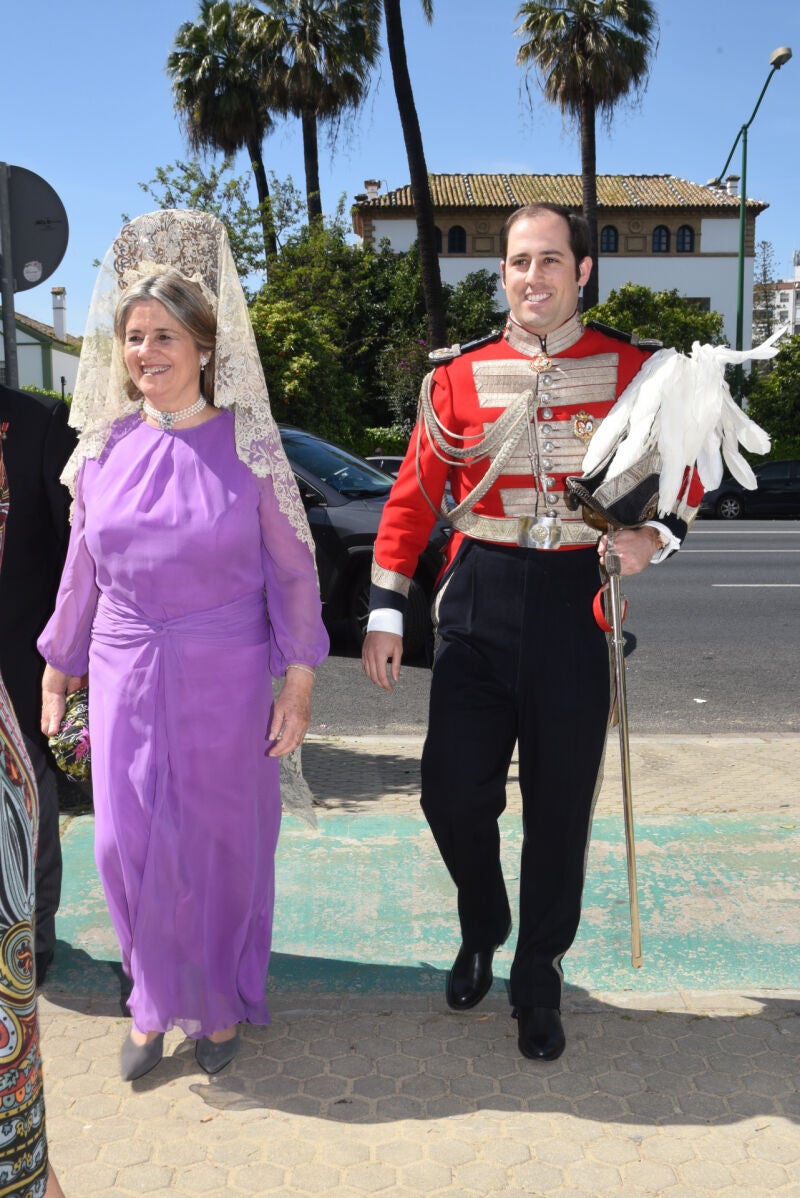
[42,401,77,560]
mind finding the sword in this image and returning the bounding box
[604,528,643,969]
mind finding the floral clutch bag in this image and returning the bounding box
[48,686,91,782]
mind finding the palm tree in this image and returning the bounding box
[516,0,658,310]
[382,0,446,347]
[254,0,382,223]
[168,0,280,261]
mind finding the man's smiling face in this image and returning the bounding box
[500,211,592,338]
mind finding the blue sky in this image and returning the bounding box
[5,0,798,334]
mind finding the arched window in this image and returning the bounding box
[652,225,670,253]
[600,225,619,253]
[676,225,695,253]
[434,226,442,254]
[447,225,467,254]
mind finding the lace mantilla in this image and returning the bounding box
[64,209,313,554]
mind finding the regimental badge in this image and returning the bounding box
[572,410,596,443]
[529,353,552,374]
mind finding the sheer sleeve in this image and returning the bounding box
[37,464,100,676]
[257,474,329,678]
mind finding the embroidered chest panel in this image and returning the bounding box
[471,353,619,409]
[470,353,618,490]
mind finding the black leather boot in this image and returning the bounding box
[513,1006,566,1060]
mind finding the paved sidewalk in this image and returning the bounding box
[39,735,800,1197]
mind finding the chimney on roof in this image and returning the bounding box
[51,287,66,341]
[364,179,381,200]
[725,175,740,197]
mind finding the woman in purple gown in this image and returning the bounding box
[38,211,328,1081]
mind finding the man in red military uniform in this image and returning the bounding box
[362,204,694,1061]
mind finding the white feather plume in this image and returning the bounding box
[581,330,782,518]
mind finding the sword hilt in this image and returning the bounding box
[605,528,622,577]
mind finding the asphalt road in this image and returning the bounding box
[310,519,800,738]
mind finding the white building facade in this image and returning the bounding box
[0,287,80,395]
[352,174,767,347]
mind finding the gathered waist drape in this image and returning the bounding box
[92,589,269,649]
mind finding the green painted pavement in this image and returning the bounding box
[51,807,798,1002]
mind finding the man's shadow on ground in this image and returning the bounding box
[42,943,798,1127]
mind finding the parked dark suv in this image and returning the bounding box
[279,427,449,657]
[699,460,800,519]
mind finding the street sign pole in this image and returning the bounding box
[0,163,19,389]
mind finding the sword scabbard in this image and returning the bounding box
[605,531,643,969]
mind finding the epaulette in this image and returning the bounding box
[585,320,663,351]
[428,328,503,365]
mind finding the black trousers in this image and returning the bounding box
[23,734,63,958]
[421,540,610,1009]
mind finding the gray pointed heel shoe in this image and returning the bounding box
[196,1030,240,1074]
[120,1032,164,1081]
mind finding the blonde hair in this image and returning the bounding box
[114,272,217,402]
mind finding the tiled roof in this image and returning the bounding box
[0,308,81,349]
[359,173,767,212]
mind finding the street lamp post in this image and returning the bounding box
[711,45,792,400]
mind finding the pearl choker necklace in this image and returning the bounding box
[142,396,208,430]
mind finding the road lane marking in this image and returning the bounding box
[691,530,800,535]
[682,549,800,553]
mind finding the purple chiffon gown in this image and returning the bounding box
[39,410,328,1037]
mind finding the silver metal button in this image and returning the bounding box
[541,407,553,420]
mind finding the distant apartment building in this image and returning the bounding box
[352,173,767,346]
[769,251,800,336]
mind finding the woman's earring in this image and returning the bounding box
[200,355,209,371]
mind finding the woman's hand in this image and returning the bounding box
[41,666,86,737]
[266,666,314,758]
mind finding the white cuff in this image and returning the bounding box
[645,520,680,564]
[366,607,404,636]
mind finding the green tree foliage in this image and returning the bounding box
[250,295,362,439]
[139,159,309,293]
[376,251,504,431]
[515,0,658,310]
[751,239,777,350]
[745,335,800,459]
[250,205,371,438]
[139,158,271,289]
[252,207,502,440]
[253,0,382,223]
[446,269,503,343]
[584,284,726,355]
[167,0,280,260]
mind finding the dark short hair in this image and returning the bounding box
[115,272,217,402]
[500,203,591,268]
